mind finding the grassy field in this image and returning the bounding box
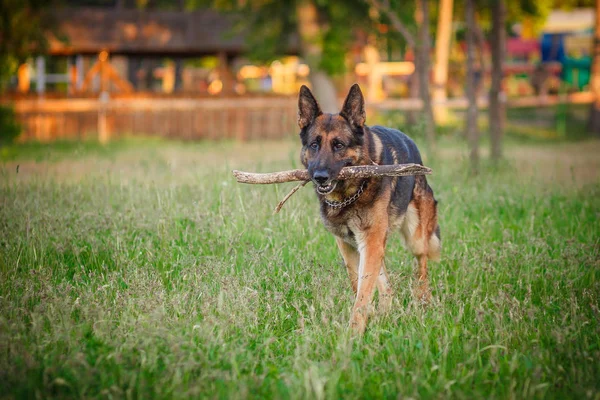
[1,135,599,399]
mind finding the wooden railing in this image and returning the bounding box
[5,91,594,142]
[10,97,299,142]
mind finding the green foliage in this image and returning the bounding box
[316,2,361,75]
[0,136,599,398]
[315,1,380,75]
[184,56,219,69]
[462,0,596,37]
[505,0,552,32]
[0,105,21,145]
[238,0,298,65]
[196,0,433,75]
[0,0,57,89]
[205,0,391,76]
[372,0,419,58]
[552,0,596,9]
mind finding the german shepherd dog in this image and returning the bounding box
[298,84,441,334]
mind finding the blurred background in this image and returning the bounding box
[0,0,599,169]
[1,4,599,397]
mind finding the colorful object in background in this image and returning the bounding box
[541,8,594,91]
[541,33,566,64]
[563,35,592,90]
[563,56,591,90]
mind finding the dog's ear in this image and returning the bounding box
[298,85,322,129]
[340,84,366,129]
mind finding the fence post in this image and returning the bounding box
[98,91,110,143]
[75,55,84,91]
[36,56,45,95]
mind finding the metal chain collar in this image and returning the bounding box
[324,181,367,209]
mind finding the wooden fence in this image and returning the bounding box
[6,91,595,142]
[11,97,299,142]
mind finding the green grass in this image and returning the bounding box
[1,136,599,399]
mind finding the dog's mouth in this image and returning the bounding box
[316,181,337,195]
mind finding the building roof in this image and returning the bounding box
[49,7,296,57]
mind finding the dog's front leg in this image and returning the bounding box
[336,237,360,294]
[350,222,388,334]
[377,261,393,312]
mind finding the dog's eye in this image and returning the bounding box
[310,142,319,150]
[333,142,345,151]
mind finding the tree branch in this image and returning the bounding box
[369,0,416,48]
[233,163,432,184]
[273,181,309,214]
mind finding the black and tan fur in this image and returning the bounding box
[298,84,441,334]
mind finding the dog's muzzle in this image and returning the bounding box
[315,181,338,195]
[312,169,337,195]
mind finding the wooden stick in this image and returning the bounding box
[232,163,431,184]
[273,181,309,214]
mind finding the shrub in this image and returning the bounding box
[0,105,21,145]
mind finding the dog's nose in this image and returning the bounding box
[313,170,329,185]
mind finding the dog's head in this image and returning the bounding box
[298,84,367,195]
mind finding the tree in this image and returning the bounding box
[491,0,589,151]
[432,0,454,124]
[369,0,436,152]
[211,0,437,145]
[416,0,436,152]
[211,0,374,113]
[296,1,339,112]
[589,0,600,135]
[459,0,560,164]
[465,0,479,173]
[489,0,506,160]
[0,0,57,90]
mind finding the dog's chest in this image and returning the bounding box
[320,207,361,248]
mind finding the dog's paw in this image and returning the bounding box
[378,293,393,313]
[413,283,431,305]
[349,311,367,335]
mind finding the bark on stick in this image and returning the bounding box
[233,163,432,184]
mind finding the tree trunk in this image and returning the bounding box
[432,0,453,124]
[416,0,436,152]
[473,16,486,95]
[218,52,235,96]
[368,0,421,127]
[407,56,419,125]
[296,1,338,113]
[465,0,479,173]
[489,0,506,159]
[588,0,600,135]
